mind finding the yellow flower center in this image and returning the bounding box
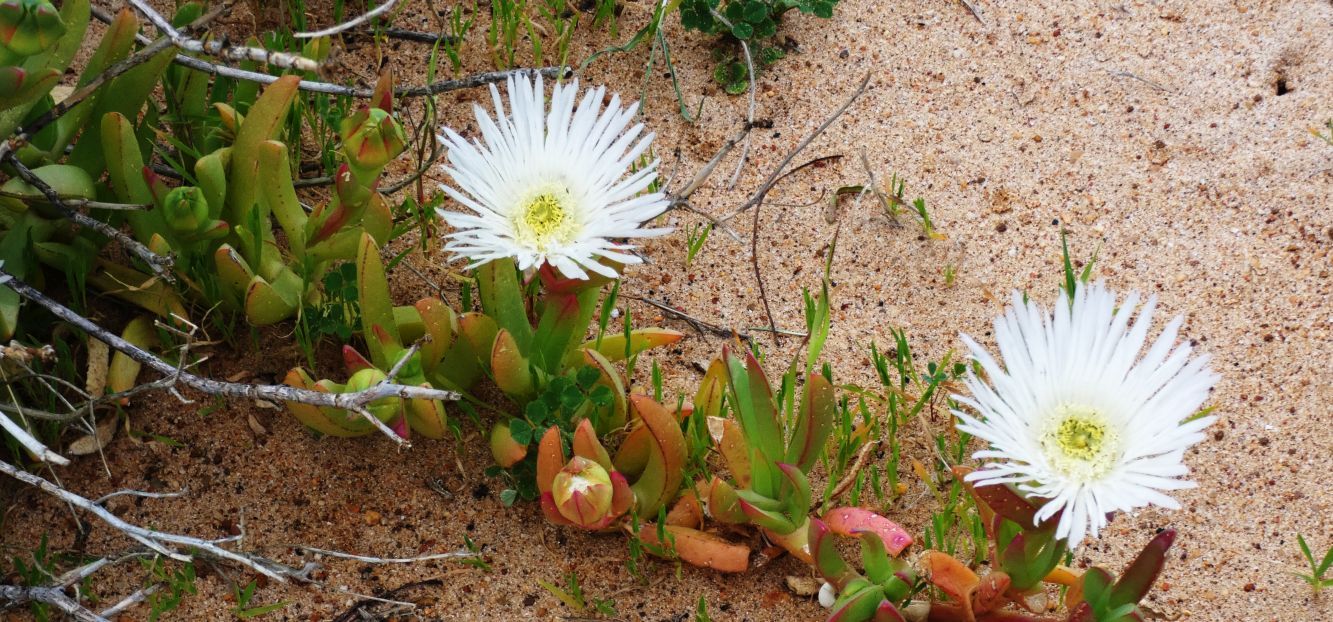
[1039,404,1120,482]
[513,188,578,251]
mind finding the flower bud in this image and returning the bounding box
[162,186,209,235]
[0,0,65,57]
[339,107,407,172]
[551,456,614,528]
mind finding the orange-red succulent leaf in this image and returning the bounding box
[637,524,749,573]
[536,426,564,495]
[922,550,981,620]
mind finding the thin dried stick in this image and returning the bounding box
[0,190,149,211]
[295,0,401,38]
[0,585,107,622]
[97,585,159,618]
[707,10,756,188]
[1,154,174,282]
[298,547,477,564]
[0,458,300,581]
[719,75,871,341]
[623,295,754,345]
[127,0,320,71]
[87,6,563,99]
[822,439,880,509]
[0,270,459,448]
[718,73,873,225]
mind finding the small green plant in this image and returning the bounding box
[882,175,943,239]
[232,580,290,618]
[684,222,712,266]
[143,557,198,621]
[459,535,493,572]
[487,0,526,68]
[942,263,957,287]
[8,534,57,620]
[1295,534,1333,595]
[710,43,785,95]
[695,595,714,621]
[538,571,618,616]
[1311,118,1333,146]
[681,0,837,41]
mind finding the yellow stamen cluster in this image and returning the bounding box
[513,189,578,251]
[1040,404,1120,482]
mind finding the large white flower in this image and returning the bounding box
[953,281,1219,546]
[435,74,671,280]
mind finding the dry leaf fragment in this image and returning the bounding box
[68,418,117,456]
[247,413,268,436]
[85,338,109,397]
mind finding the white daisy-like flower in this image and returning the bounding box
[434,74,671,280]
[952,281,1219,546]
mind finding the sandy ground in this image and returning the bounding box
[3,0,1332,620]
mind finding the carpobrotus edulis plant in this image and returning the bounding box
[952,281,1219,546]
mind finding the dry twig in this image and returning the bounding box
[0,269,459,448]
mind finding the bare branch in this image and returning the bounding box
[0,190,150,211]
[126,0,320,71]
[0,585,108,622]
[0,154,174,282]
[0,269,459,448]
[93,487,189,505]
[718,73,873,225]
[0,409,68,465]
[295,0,401,38]
[0,457,302,581]
[87,6,565,100]
[298,547,478,564]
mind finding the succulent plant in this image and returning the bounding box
[535,394,686,529]
[0,0,80,119]
[0,0,65,59]
[211,71,401,326]
[810,517,916,622]
[477,257,683,470]
[1064,530,1176,622]
[281,233,457,439]
[698,345,835,561]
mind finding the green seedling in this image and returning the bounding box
[1294,534,1333,595]
[684,222,712,266]
[537,571,617,616]
[232,580,290,619]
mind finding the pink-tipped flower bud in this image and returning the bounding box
[551,456,614,529]
[339,106,407,172]
[0,0,65,57]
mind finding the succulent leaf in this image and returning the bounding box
[636,523,750,573]
[490,420,528,468]
[786,371,835,472]
[626,394,687,517]
[822,507,913,557]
